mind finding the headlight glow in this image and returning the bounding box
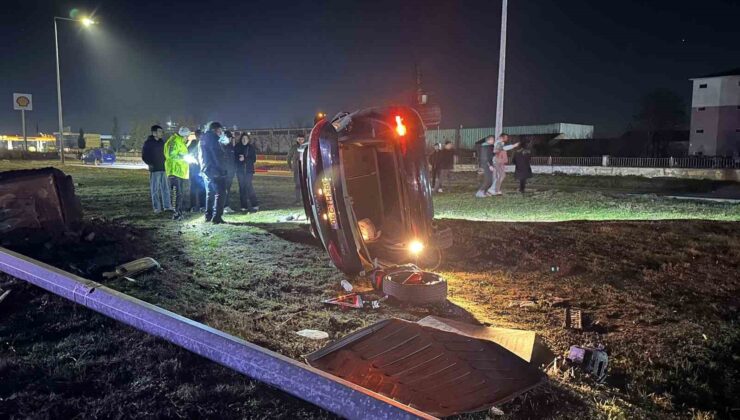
[409,240,424,255]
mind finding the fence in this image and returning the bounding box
[461,155,740,169]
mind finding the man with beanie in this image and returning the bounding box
[141,125,172,212]
[199,122,228,224]
[165,127,191,220]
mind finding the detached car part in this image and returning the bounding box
[307,318,546,417]
[298,107,450,276]
[380,264,447,304]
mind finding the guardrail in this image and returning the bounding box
[461,155,740,169]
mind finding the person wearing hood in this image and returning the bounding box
[199,122,228,224]
[165,127,191,220]
[141,125,172,212]
[187,129,206,212]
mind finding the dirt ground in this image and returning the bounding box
[1,162,739,419]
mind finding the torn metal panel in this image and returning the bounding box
[307,318,546,417]
[0,167,82,244]
[416,315,555,367]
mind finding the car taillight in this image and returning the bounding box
[395,115,407,136]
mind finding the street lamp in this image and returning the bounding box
[54,15,96,163]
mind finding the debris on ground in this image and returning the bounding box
[340,279,353,292]
[322,293,364,309]
[84,232,96,242]
[545,296,570,307]
[509,299,537,308]
[566,345,609,381]
[295,329,329,340]
[417,315,555,367]
[0,289,10,305]
[102,257,161,279]
[563,307,584,330]
[0,167,82,246]
[380,265,447,305]
[307,318,546,417]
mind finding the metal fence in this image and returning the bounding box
[460,155,740,169]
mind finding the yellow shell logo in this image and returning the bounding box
[16,96,30,107]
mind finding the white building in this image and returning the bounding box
[688,68,740,156]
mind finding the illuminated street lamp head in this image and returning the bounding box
[81,17,96,26]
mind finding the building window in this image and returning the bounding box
[698,107,706,111]
[699,84,707,88]
[696,129,704,133]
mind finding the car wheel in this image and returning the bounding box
[382,267,447,305]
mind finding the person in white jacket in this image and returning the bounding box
[488,133,519,196]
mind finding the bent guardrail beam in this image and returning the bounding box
[0,247,433,420]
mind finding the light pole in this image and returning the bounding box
[494,0,508,139]
[54,16,96,164]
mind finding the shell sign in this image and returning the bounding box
[13,93,32,111]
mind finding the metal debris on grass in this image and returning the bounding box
[102,257,161,279]
[566,345,609,381]
[322,293,364,309]
[563,307,584,330]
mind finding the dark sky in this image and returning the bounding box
[1,0,738,137]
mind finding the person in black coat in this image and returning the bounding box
[141,125,172,212]
[234,132,259,211]
[199,122,228,223]
[221,131,236,213]
[512,140,533,193]
[428,143,441,189]
[434,141,455,193]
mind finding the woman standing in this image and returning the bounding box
[234,132,260,212]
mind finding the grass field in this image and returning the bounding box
[1,160,739,419]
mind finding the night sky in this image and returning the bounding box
[1,0,738,137]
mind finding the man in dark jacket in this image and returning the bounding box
[287,134,305,204]
[187,129,206,212]
[512,140,533,193]
[199,122,228,224]
[234,132,259,212]
[434,141,455,193]
[221,131,236,213]
[141,125,172,212]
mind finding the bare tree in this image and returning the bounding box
[634,89,687,157]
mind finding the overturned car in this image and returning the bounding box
[298,107,452,276]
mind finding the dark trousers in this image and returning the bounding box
[224,170,235,209]
[189,166,205,209]
[205,175,227,220]
[478,167,493,192]
[236,169,259,209]
[293,168,302,203]
[518,178,528,193]
[168,176,185,215]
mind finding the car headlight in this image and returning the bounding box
[409,240,424,255]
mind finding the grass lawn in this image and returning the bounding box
[1,160,739,419]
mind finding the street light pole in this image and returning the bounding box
[495,0,508,139]
[54,17,65,164]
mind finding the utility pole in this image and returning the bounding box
[495,0,508,139]
[54,18,65,163]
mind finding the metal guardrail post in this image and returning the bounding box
[0,247,432,420]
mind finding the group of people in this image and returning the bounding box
[476,133,532,197]
[142,122,259,224]
[428,141,456,193]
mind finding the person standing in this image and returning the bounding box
[475,136,495,198]
[428,143,441,189]
[222,131,236,214]
[164,127,191,220]
[488,133,519,196]
[234,132,259,212]
[287,134,306,204]
[199,122,228,224]
[141,125,172,212]
[512,140,533,193]
[435,141,455,193]
[187,129,206,212]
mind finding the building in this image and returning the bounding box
[688,68,740,156]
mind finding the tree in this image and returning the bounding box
[633,89,687,157]
[77,128,86,149]
[129,119,159,151]
[111,116,122,151]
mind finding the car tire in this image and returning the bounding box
[382,268,447,305]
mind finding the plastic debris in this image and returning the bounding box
[322,293,364,309]
[102,257,161,279]
[566,345,608,381]
[340,279,353,292]
[296,329,329,340]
